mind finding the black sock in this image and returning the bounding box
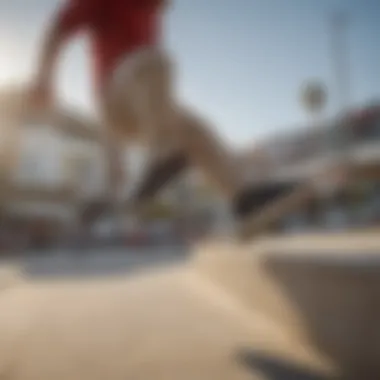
[232,181,298,220]
[133,153,189,202]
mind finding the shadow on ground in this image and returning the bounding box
[236,349,332,380]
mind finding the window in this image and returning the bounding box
[13,127,64,187]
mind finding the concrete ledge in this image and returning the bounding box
[0,265,331,380]
[193,233,380,378]
[193,241,306,338]
[0,265,23,290]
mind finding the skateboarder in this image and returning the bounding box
[30,0,296,234]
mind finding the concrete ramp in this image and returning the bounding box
[0,265,23,290]
[0,261,332,380]
[0,232,378,379]
[194,232,380,378]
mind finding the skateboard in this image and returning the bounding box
[238,182,316,239]
[238,164,351,240]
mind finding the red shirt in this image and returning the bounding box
[55,0,162,90]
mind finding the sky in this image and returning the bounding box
[0,0,379,148]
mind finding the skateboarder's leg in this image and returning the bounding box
[131,152,189,201]
[128,105,239,202]
[178,109,299,219]
[110,48,298,219]
[131,106,298,220]
[80,48,175,225]
[116,47,190,200]
[110,47,181,153]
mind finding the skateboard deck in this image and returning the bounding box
[238,164,351,239]
[238,182,316,239]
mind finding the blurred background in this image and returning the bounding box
[0,0,379,276]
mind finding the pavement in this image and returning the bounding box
[0,265,332,380]
[1,232,379,379]
[195,232,380,378]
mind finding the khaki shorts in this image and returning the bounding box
[101,46,181,155]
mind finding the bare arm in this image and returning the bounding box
[34,0,96,93]
[35,21,67,91]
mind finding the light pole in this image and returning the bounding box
[330,11,352,158]
[299,81,328,228]
[300,80,328,151]
[329,11,353,228]
[331,11,350,114]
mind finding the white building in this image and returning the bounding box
[0,86,105,242]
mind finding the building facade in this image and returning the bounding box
[0,86,106,248]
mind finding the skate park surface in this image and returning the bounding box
[0,232,379,379]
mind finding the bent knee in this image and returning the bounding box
[120,48,173,83]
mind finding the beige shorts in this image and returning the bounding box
[101,46,181,154]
